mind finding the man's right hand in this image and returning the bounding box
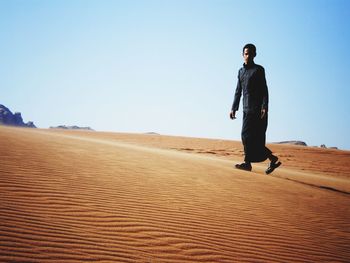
[230,110,236,120]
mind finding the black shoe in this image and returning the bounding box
[265,159,281,174]
[235,162,252,171]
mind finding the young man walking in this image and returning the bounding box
[230,43,281,174]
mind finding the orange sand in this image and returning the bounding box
[0,126,349,262]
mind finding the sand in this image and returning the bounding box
[0,126,349,262]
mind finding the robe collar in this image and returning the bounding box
[243,62,255,69]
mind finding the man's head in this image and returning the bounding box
[242,43,256,65]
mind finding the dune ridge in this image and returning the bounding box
[37,129,350,179]
[28,128,350,194]
[1,126,349,262]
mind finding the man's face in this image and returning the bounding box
[243,48,255,64]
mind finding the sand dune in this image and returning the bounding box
[0,126,349,262]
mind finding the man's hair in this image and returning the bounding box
[243,43,256,55]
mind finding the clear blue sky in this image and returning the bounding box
[1,0,350,149]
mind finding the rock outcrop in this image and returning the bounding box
[319,144,338,150]
[0,104,36,128]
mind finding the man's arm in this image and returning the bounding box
[230,70,242,119]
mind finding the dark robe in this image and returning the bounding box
[232,62,272,163]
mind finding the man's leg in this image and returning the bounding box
[236,112,253,171]
[235,138,252,171]
[266,151,281,174]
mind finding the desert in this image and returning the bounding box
[0,126,349,262]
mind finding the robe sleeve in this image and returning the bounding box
[232,70,242,111]
[261,67,269,111]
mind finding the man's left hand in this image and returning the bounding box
[261,109,266,119]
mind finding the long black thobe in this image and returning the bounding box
[232,62,272,162]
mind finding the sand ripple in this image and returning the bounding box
[1,127,349,262]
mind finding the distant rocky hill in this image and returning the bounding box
[144,132,160,135]
[274,141,338,149]
[50,125,94,131]
[0,104,36,128]
[274,141,307,146]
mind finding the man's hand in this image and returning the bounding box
[261,108,266,119]
[230,110,236,120]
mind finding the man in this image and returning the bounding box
[230,43,281,174]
